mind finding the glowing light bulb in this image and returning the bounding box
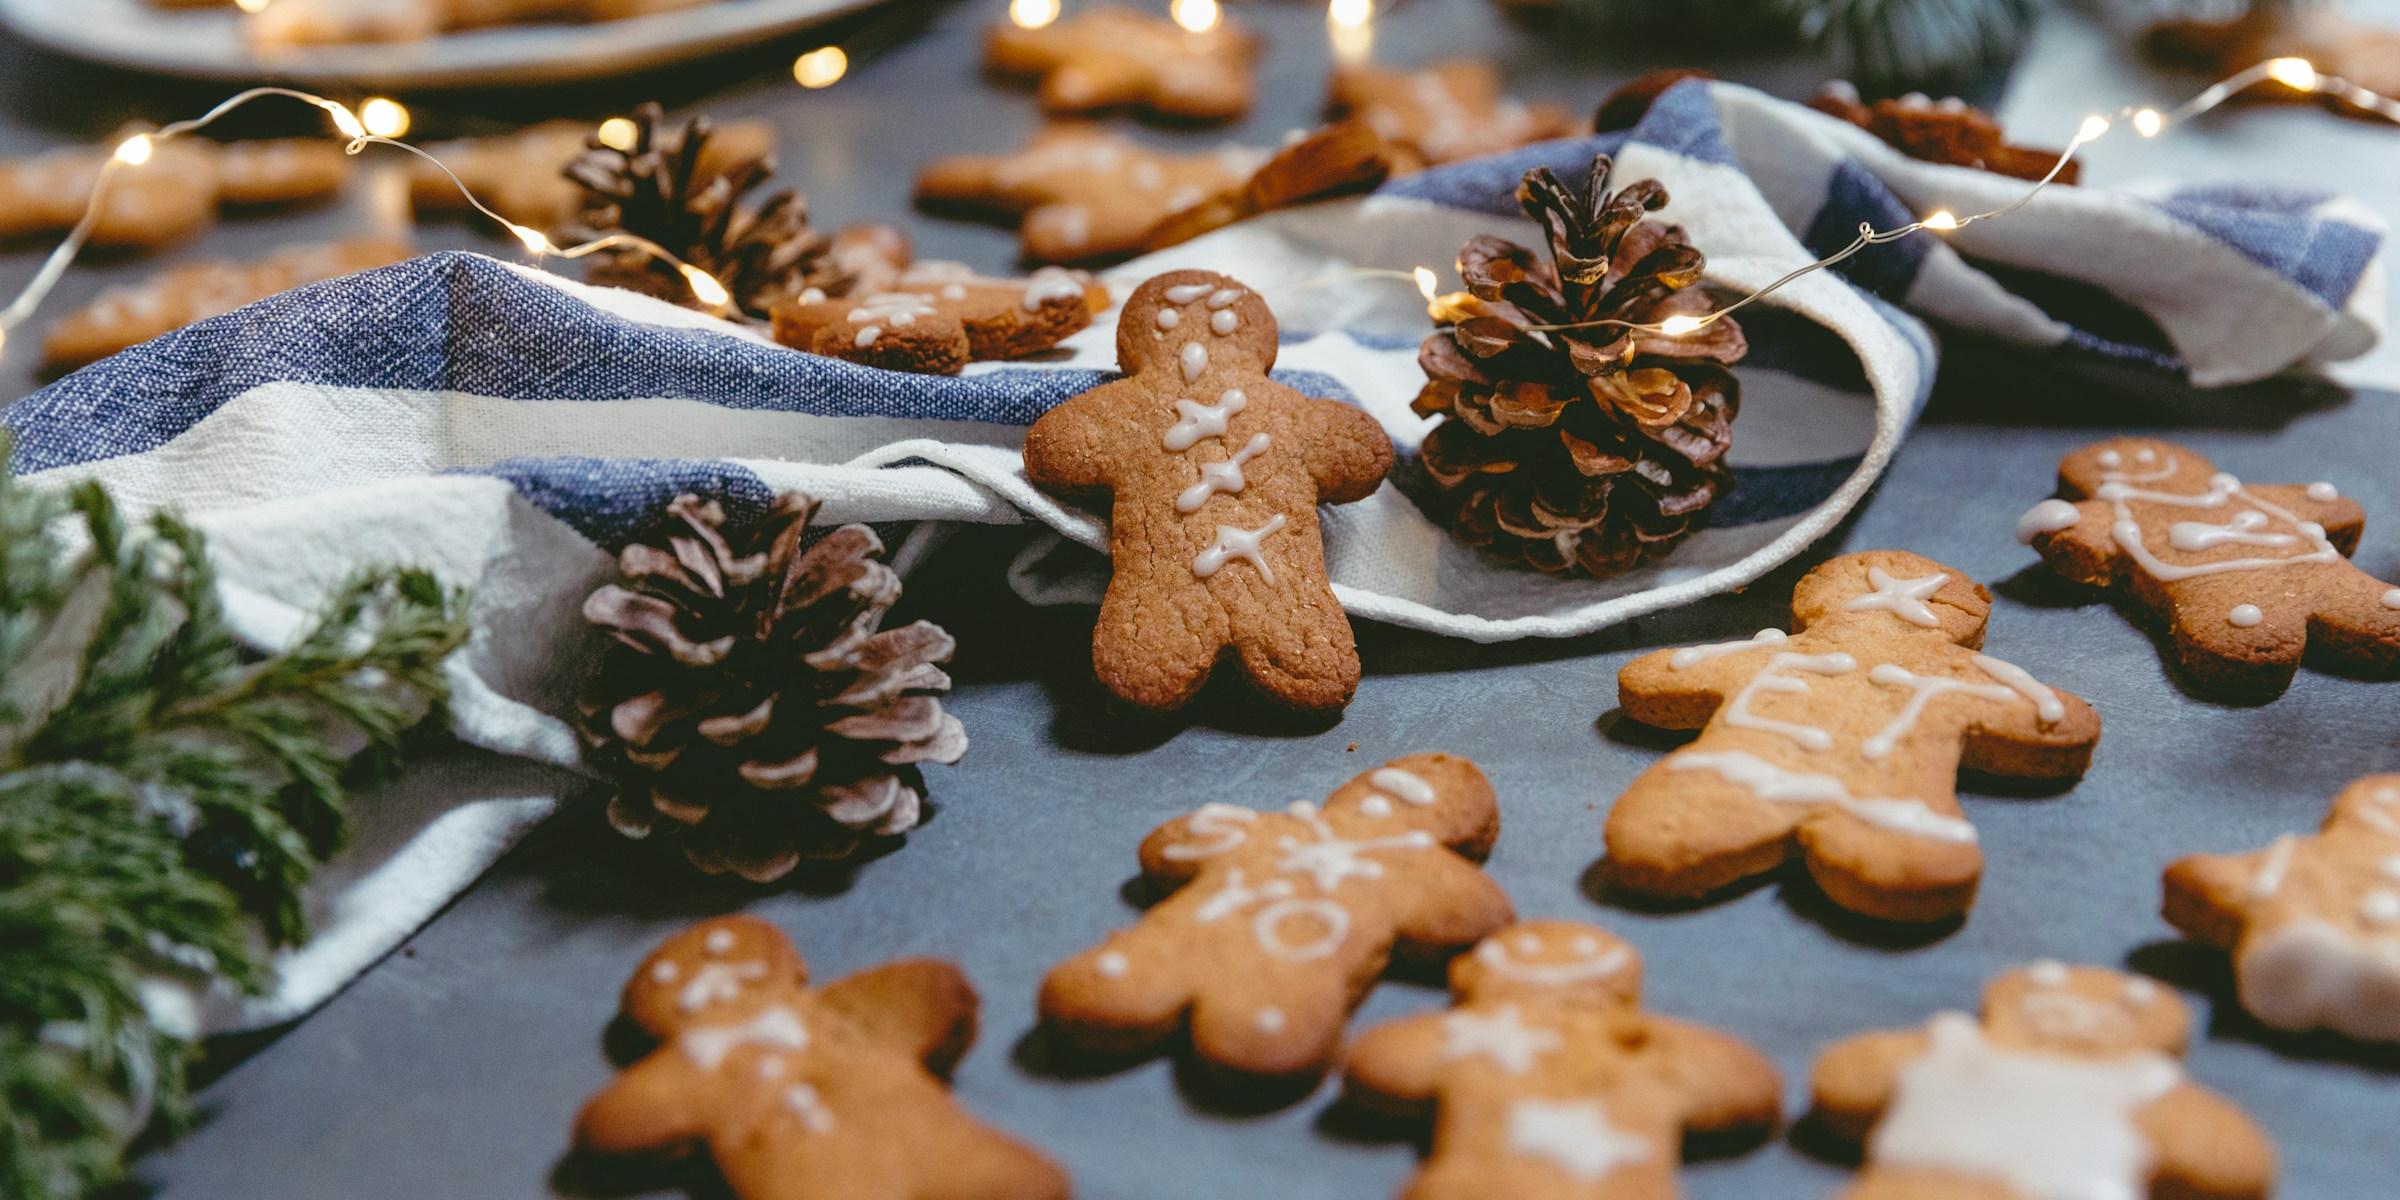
[595,117,639,152]
[1922,210,1958,231]
[2076,114,2110,142]
[1658,314,1705,336]
[2267,56,2318,91]
[510,224,552,255]
[793,46,848,89]
[1329,0,1370,28]
[1009,0,1058,28]
[234,0,268,11]
[2132,108,2163,138]
[1328,0,1371,61]
[359,97,410,138]
[1413,266,1438,301]
[113,135,154,166]
[680,264,732,309]
[323,101,366,140]
[1171,0,1217,34]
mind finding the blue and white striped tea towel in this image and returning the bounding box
[5,78,2381,1032]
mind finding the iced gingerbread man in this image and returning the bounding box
[1606,550,2102,923]
[574,917,1069,1200]
[2164,774,2400,1042]
[2016,436,2400,696]
[1039,753,1512,1082]
[1022,270,1393,713]
[1811,961,2275,1200]
[1341,920,1782,1199]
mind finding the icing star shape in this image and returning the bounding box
[1440,1005,1562,1074]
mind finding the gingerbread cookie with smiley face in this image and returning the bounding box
[983,5,1259,123]
[574,917,1070,1200]
[771,262,1102,374]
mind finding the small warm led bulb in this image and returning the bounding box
[2132,108,2163,138]
[1412,265,1438,300]
[595,117,639,152]
[323,101,367,140]
[1329,0,1371,29]
[113,134,154,166]
[234,0,267,11]
[793,46,848,89]
[359,97,410,139]
[2076,114,2110,142]
[1922,210,1958,231]
[1171,0,1217,34]
[1009,0,1058,29]
[510,224,552,255]
[680,264,732,309]
[2267,56,2318,91]
[1658,314,1706,336]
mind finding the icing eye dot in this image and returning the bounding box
[1571,936,1600,955]
[2097,450,2123,468]
[1359,796,1393,818]
[1156,308,1181,330]
[2228,604,2263,628]
[1211,309,1238,335]
[1255,1006,1287,1033]
[2307,481,2339,501]
[1095,951,1130,978]
[2381,589,2400,610]
[2122,978,2156,1004]
[2135,447,2157,463]
[1514,933,1543,954]
[650,960,680,984]
[2027,960,2068,987]
[704,929,736,955]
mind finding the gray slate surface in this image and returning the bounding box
[3,1,2397,1196]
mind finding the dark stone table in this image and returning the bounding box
[3,1,2395,1196]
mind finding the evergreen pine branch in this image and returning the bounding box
[0,437,470,1200]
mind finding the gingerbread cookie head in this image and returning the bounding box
[984,5,1258,122]
[1115,270,1278,380]
[1449,919,1642,1011]
[2164,775,2400,1042]
[772,263,1096,375]
[1981,960,2188,1057]
[2053,435,2223,499]
[620,915,809,1038]
[1790,548,1995,648]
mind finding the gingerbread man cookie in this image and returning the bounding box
[1808,82,2077,184]
[1136,121,1393,255]
[2164,775,2400,1042]
[771,261,1102,374]
[1021,270,1393,713]
[1040,754,1511,1082]
[1606,551,2101,923]
[1343,920,1781,1198]
[983,5,1258,123]
[574,916,1071,1200]
[0,137,348,251]
[1811,962,2275,1200]
[1326,60,1580,172]
[2016,437,2400,696]
[42,238,413,372]
[916,124,1266,265]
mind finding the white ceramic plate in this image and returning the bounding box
[0,0,885,88]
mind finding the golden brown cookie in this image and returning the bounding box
[2015,437,2400,696]
[771,262,1101,374]
[1326,60,1580,172]
[42,238,413,372]
[1039,754,1511,1083]
[1343,920,1781,1197]
[983,5,1258,123]
[2146,7,2400,120]
[1810,962,2275,1200]
[410,117,774,234]
[1807,82,2077,185]
[574,916,1072,1200]
[0,137,348,251]
[916,124,1267,265]
[2163,774,2400,1042]
[1606,550,2102,923]
[1021,270,1394,713]
[1137,121,1393,254]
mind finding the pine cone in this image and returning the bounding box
[564,102,842,319]
[1411,153,1746,578]
[580,493,967,882]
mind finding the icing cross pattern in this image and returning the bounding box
[1168,778,1442,964]
[1150,281,1286,582]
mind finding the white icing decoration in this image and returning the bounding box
[2229,604,2264,628]
[705,929,735,954]
[1096,951,1129,978]
[2168,511,2296,552]
[1255,897,1349,960]
[846,293,933,327]
[1970,653,2067,724]
[2359,891,2400,925]
[1441,1005,1562,1074]
[2383,588,2400,610]
[1022,267,1084,311]
[682,1005,809,1070]
[1205,287,1242,309]
[1192,514,1287,583]
[2235,918,2400,1041]
[1193,867,1295,923]
[941,283,967,301]
[2016,498,2082,544]
[1359,796,1392,817]
[1669,628,1787,670]
[854,325,881,348]
[1871,1013,2179,1200]
[1668,751,1977,844]
[1506,1099,1649,1181]
[1272,820,1435,893]
[1162,801,1257,859]
[1721,652,1857,751]
[784,1083,835,1134]
[650,961,679,984]
[1162,282,1214,304]
[2124,978,2156,1004]
[1162,388,1246,451]
[797,287,825,304]
[2308,481,2340,501]
[2096,471,2339,582]
[2381,856,2400,882]
[1255,1006,1286,1033]
[2028,960,2069,986]
[758,1057,785,1079]
[1473,937,1631,986]
[1843,567,1948,627]
[1513,933,1542,953]
[1175,432,1269,512]
[679,960,768,1012]
[1155,307,1181,330]
[2250,835,2298,898]
[1369,767,1437,806]
[1211,309,1238,335]
[1862,664,2020,760]
[1181,341,1208,383]
[1571,936,1600,955]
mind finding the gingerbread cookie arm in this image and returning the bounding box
[2015,497,2123,588]
[1795,810,1984,923]
[1387,856,1516,953]
[917,1117,1075,1200]
[1807,1027,1930,1144]
[914,153,1013,213]
[1299,395,1394,505]
[574,1052,711,1155]
[2136,1083,2278,1199]
[1021,387,1126,493]
[1614,642,1756,730]
[2160,846,2264,951]
[1647,1017,1784,1140]
[1337,1011,1449,1117]
[2242,483,2366,550]
[817,960,980,1078]
[1954,679,2102,780]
